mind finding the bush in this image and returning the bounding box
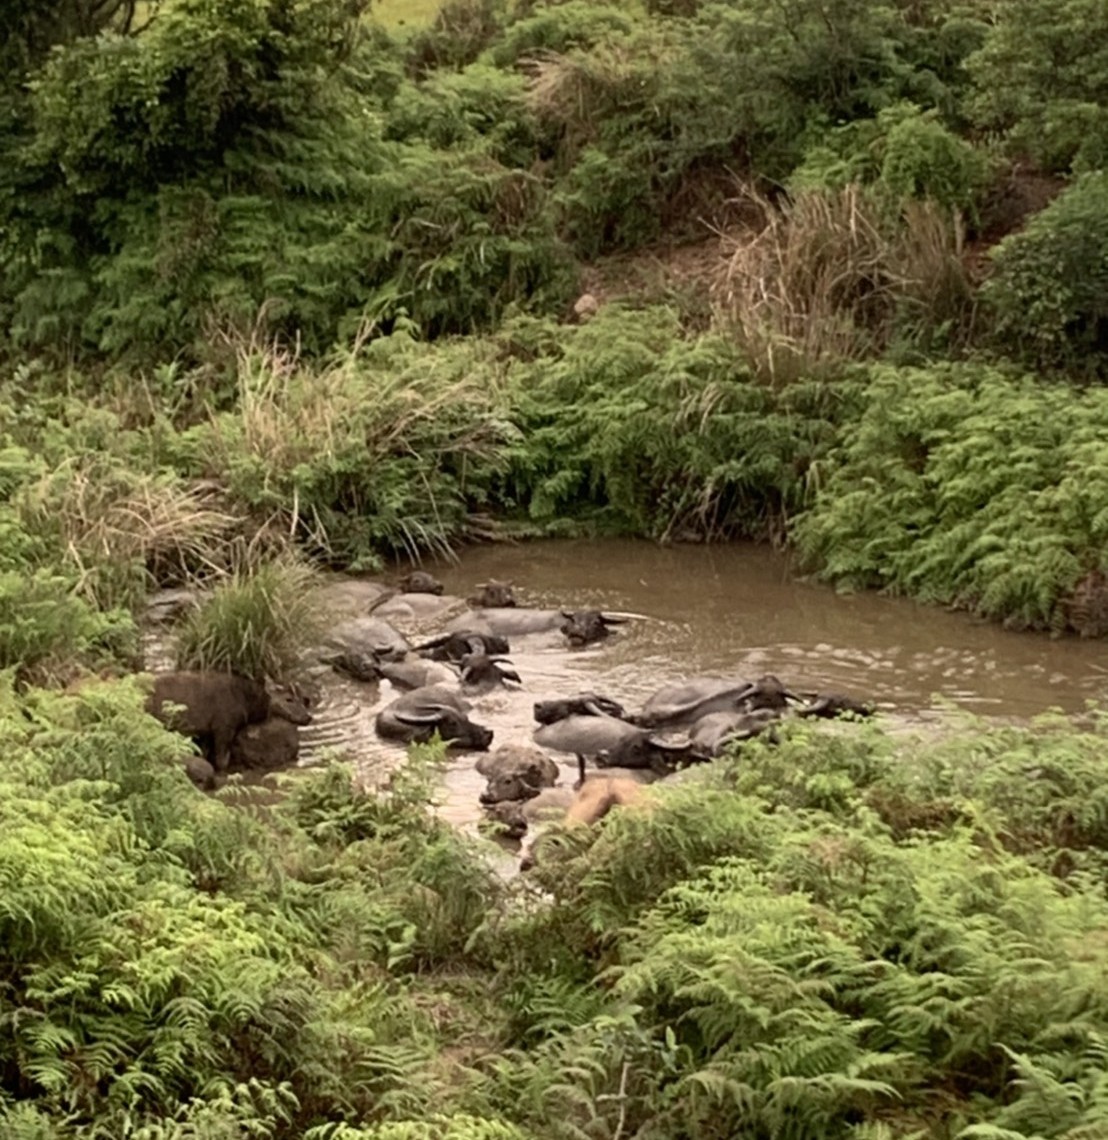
[494,307,842,541]
[981,172,1108,377]
[966,0,1108,173]
[792,362,1108,631]
[174,558,325,680]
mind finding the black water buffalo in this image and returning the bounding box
[467,580,516,608]
[533,693,628,725]
[795,692,875,719]
[460,652,521,693]
[375,684,493,750]
[415,630,511,662]
[398,570,444,595]
[446,607,631,644]
[147,671,313,773]
[687,707,782,759]
[534,713,690,772]
[323,616,409,663]
[560,610,627,646]
[634,676,755,729]
[377,656,458,691]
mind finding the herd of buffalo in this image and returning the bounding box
[143,570,874,864]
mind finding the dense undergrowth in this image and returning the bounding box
[3,0,1108,630]
[3,0,1108,1134]
[4,680,1108,1138]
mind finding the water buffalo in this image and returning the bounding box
[460,653,521,693]
[740,674,800,712]
[533,693,628,725]
[375,684,493,750]
[519,776,651,871]
[147,671,313,773]
[467,580,516,608]
[796,692,875,719]
[560,610,626,646]
[398,570,444,595]
[687,707,782,759]
[323,616,409,663]
[534,714,690,772]
[446,607,632,642]
[377,656,458,691]
[415,630,511,662]
[634,676,755,729]
[477,745,559,805]
[321,650,380,683]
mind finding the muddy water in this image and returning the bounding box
[296,538,1108,840]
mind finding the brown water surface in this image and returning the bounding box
[294,539,1108,841]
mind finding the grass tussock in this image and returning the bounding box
[715,184,973,384]
[190,328,515,568]
[14,458,244,611]
[173,557,327,680]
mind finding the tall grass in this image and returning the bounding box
[188,328,516,568]
[13,457,243,611]
[174,557,326,679]
[714,184,973,384]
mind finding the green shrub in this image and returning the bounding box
[966,0,1108,173]
[981,172,1108,377]
[792,362,1108,630]
[182,330,516,566]
[495,307,843,540]
[0,570,136,683]
[173,558,325,680]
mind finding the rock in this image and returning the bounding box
[573,292,600,321]
[145,588,201,625]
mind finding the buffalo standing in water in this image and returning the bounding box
[146,671,313,773]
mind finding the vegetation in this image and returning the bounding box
[3,679,1108,1138]
[3,0,1108,1133]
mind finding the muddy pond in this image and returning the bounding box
[281,539,1108,837]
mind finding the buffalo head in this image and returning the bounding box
[468,579,517,608]
[398,570,444,595]
[560,610,626,647]
[268,682,315,726]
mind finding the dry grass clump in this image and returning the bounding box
[523,35,683,162]
[714,183,972,384]
[13,460,251,611]
[196,324,513,565]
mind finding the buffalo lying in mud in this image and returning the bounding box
[560,610,627,646]
[416,630,511,662]
[477,745,559,805]
[533,693,628,725]
[447,607,633,646]
[459,652,521,693]
[687,707,782,759]
[377,656,458,691]
[146,671,314,773]
[467,579,516,608]
[634,673,799,729]
[375,684,493,751]
[397,570,444,595]
[323,616,409,663]
[534,713,690,772]
[518,775,651,871]
[796,692,875,719]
